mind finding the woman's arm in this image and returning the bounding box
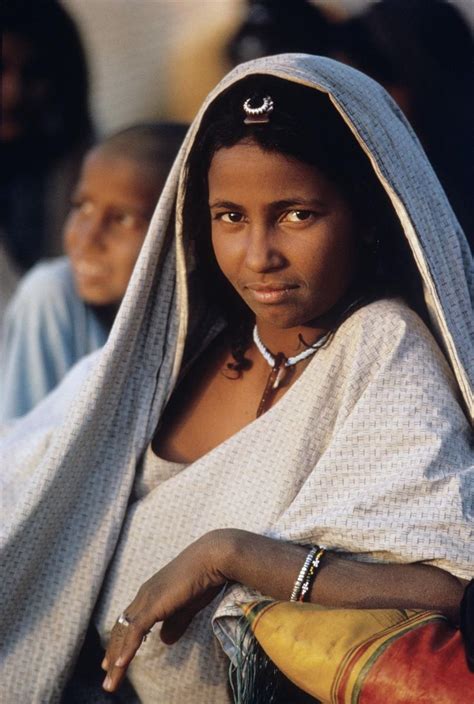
[102,528,467,692]
[221,530,466,620]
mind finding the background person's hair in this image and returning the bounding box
[100,122,188,186]
[1,0,92,152]
[332,0,474,247]
[226,0,332,65]
[183,75,424,372]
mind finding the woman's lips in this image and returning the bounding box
[245,283,299,304]
[72,260,109,282]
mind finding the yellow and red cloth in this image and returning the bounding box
[241,599,473,703]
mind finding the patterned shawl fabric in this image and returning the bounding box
[0,55,472,703]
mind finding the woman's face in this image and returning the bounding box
[1,33,50,142]
[64,147,160,306]
[208,141,358,329]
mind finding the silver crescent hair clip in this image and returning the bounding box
[243,95,274,124]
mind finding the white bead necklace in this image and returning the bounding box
[253,325,330,393]
[252,326,330,416]
[252,298,363,417]
[253,326,329,368]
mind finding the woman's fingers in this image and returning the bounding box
[102,585,220,691]
[159,585,222,644]
[103,609,156,692]
[159,609,194,645]
[102,622,129,691]
[102,532,230,692]
[113,620,147,666]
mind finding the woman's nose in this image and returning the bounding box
[244,224,285,272]
[70,214,106,253]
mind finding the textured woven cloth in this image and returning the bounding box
[1,54,473,703]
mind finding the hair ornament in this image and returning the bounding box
[243,95,274,124]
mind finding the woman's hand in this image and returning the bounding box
[102,530,230,693]
[102,527,466,693]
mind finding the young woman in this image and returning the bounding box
[1,54,472,703]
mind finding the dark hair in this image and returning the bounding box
[227,0,332,65]
[101,122,188,184]
[183,75,424,370]
[332,0,474,245]
[1,0,92,152]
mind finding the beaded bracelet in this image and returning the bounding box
[290,546,319,602]
[299,545,326,602]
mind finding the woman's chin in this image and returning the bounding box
[75,284,119,308]
[253,309,312,331]
[251,303,331,331]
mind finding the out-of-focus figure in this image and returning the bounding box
[166,0,334,123]
[227,0,332,65]
[0,123,187,421]
[0,0,93,274]
[333,0,474,246]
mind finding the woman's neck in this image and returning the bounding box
[254,286,369,359]
[254,321,328,360]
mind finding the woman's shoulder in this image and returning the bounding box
[330,297,469,430]
[15,257,74,292]
[344,297,437,347]
[337,296,455,382]
[350,295,423,323]
[6,257,77,315]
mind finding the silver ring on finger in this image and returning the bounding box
[117,613,131,628]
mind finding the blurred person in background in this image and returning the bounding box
[332,0,474,247]
[0,123,187,421]
[0,0,93,279]
[166,0,334,123]
[226,0,333,65]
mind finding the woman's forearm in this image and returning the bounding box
[217,529,466,622]
[102,528,467,692]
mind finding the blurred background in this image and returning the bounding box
[59,0,474,129]
[1,0,473,306]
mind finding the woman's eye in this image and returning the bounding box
[217,212,243,224]
[113,212,138,229]
[70,199,94,216]
[284,210,314,223]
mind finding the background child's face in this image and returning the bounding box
[64,147,160,306]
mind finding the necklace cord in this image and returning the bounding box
[253,327,327,418]
[252,295,367,417]
[253,326,329,369]
[256,352,286,418]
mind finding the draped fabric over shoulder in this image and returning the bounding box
[0,55,472,703]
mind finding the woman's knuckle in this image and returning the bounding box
[125,614,145,634]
